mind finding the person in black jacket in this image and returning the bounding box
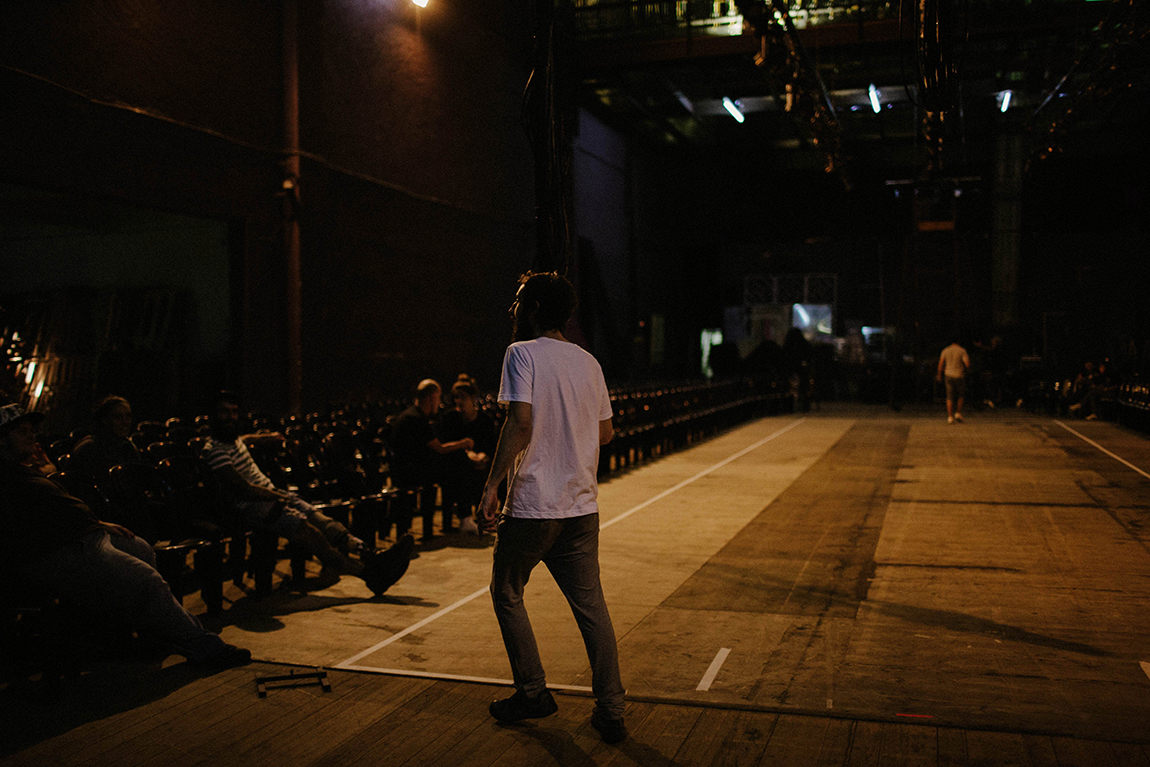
[437,376,496,534]
[388,379,474,541]
[0,402,251,668]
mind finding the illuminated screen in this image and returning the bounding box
[792,304,833,342]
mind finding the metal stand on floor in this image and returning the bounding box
[255,667,331,698]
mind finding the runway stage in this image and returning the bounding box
[212,405,1150,744]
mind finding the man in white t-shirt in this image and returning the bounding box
[478,272,627,744]
[937,338,971,423]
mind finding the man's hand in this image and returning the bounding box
[100,521,136,539]
[477,401,532,535]
[477,487,501,533]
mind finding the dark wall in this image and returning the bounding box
[1,0,536,413]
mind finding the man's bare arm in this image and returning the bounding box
[599,417,614,445]
[240,432,286,447]
[428,437,475,454]
[477,401,533,530]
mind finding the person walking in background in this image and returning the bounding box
[478,271,627,744]
[937,337,971,423]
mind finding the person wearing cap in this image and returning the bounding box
[0,402,252,668]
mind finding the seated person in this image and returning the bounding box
[388,379,474,541]
[201,391,411,596]
[0,402,250,668]
[70,395,144,479]
[437,376,496,534]
[1075,360,1117,421]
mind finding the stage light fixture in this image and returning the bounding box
[722,97,745,123]
[868,84,881,114]
[999,90,1012,112]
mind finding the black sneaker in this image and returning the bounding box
[489,689,558,722]
[591,707,627,743]
[362,534,414,596]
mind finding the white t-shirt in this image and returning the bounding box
[497,337,613,519]
[939,343,971,379]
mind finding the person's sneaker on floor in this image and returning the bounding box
[591,707,627,743]
[362,534,414,596]
[460,516,480,535]
[954,413,963,422]
[947,415,954,424]
[489,689,558,722]
[346,534,368,555]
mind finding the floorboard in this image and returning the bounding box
[758,713,831,766]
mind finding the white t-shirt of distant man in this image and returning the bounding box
[939,343,970,379]
[497,337,613,520]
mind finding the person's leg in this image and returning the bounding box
[393,487,415,537]
[419,485,438,540]
[543,514,626,720]
[954,377,966,420]
[440,482,460,533]
[285,496,362,552]
[285,515,365,576]
[490,517,561,699]
[21,531,231,662]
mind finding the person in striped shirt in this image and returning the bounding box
[203,391,411,596]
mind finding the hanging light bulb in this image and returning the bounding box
[868,84,881,114]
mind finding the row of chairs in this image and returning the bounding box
[1116,376,1150,432]
[603,376,790,472]
[35,378,784,614]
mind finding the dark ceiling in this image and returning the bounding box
[569,0,1149,185]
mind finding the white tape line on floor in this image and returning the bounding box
[336,417,806,671]
[696,647,731,691]
[1054,420,1150,480]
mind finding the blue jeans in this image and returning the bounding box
[490,513,626,718]
[18,530,227,661]
[242,495,351,548]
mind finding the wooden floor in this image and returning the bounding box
[4,660,1149,767]
[5,405,1150,765]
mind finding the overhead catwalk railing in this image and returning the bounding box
[569,0,899,40]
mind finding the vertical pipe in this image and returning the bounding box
[283,0,303,416]
[992,132,1022,328]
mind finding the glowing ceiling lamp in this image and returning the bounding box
[999,89,1012,112]
[412,0,428,6]
[722,97,745,124]
[868,84,881,114]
